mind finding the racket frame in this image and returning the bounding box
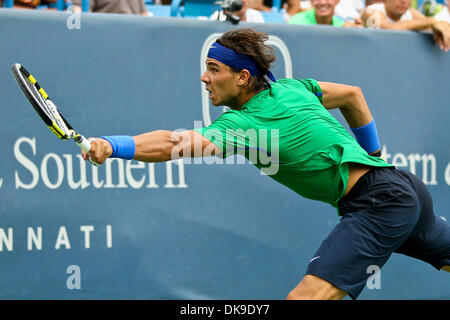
[11,63,99,166]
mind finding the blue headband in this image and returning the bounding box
[207,42,276,82]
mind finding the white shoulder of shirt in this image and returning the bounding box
[366,3,414,21]
[245,8,265,23]
[209,8,265,23]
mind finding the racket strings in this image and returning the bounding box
[45,99,73,139]
[24,75,71,140]
[12,63,97,166]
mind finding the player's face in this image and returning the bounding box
[201,58,241,107]
[311,0,339,18]
[385,0,412,16]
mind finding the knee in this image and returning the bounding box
[286,290,302,300]
[286,287,324,300]
[286,283,322,300]
[286,275,347,300]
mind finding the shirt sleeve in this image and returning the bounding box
[296,78,323,104]
[246,9,265,23]
[193,111,250,158]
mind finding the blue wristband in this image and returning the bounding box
[101,135,135,160]
[350,120,381,154]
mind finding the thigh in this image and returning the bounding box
[395,170,450,269]
[306,168,422,299]
[396,214,450,270]
[305,209,414,299]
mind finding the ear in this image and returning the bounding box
[237,69,251,86]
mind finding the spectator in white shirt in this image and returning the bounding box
[210,0,265,23]
[362,0,450,51]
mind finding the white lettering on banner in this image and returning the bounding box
[104,158,127,188]
[146,163,158,188]
[27,227,42,251]
[91,164,104,189]
[445,163,450,186]
[14,137,39,189]
[420,154,438,185]
[13,137,187,190]
[63,154,90,189]
[381,145,438,185]
[0,225,113,253]
[0,228,13,252]
[106,225,112,248]
[80,225,94,249]
[165,160,188,188]
[55,226,71,250]
[41,153,65,189]
[8,138,449,189]
[126,160,146,189]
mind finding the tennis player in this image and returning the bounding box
[82,28,450,300]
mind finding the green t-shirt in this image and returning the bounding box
[288,9,345,27]
[194,78,392,209]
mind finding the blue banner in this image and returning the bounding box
[0,9,449,299]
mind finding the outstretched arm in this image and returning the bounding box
[317,81,381,156]
[82,130,219,165]
[362,9,433,31]
[361,10,450,51]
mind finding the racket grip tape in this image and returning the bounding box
[74,134,100,166]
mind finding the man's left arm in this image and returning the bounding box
[317,81,381,156]
[318,82,372,127]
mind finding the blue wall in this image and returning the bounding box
[0,9,449,299]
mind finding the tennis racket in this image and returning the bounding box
[11,63,99,166]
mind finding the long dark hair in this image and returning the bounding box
[217,28,277,93]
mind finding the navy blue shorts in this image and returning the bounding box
[305,166,450,300]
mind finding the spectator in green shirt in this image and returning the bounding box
[288,0,361,27]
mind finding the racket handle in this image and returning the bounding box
[74,134,100,166]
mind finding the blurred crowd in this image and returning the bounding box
[2,0,450,50]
